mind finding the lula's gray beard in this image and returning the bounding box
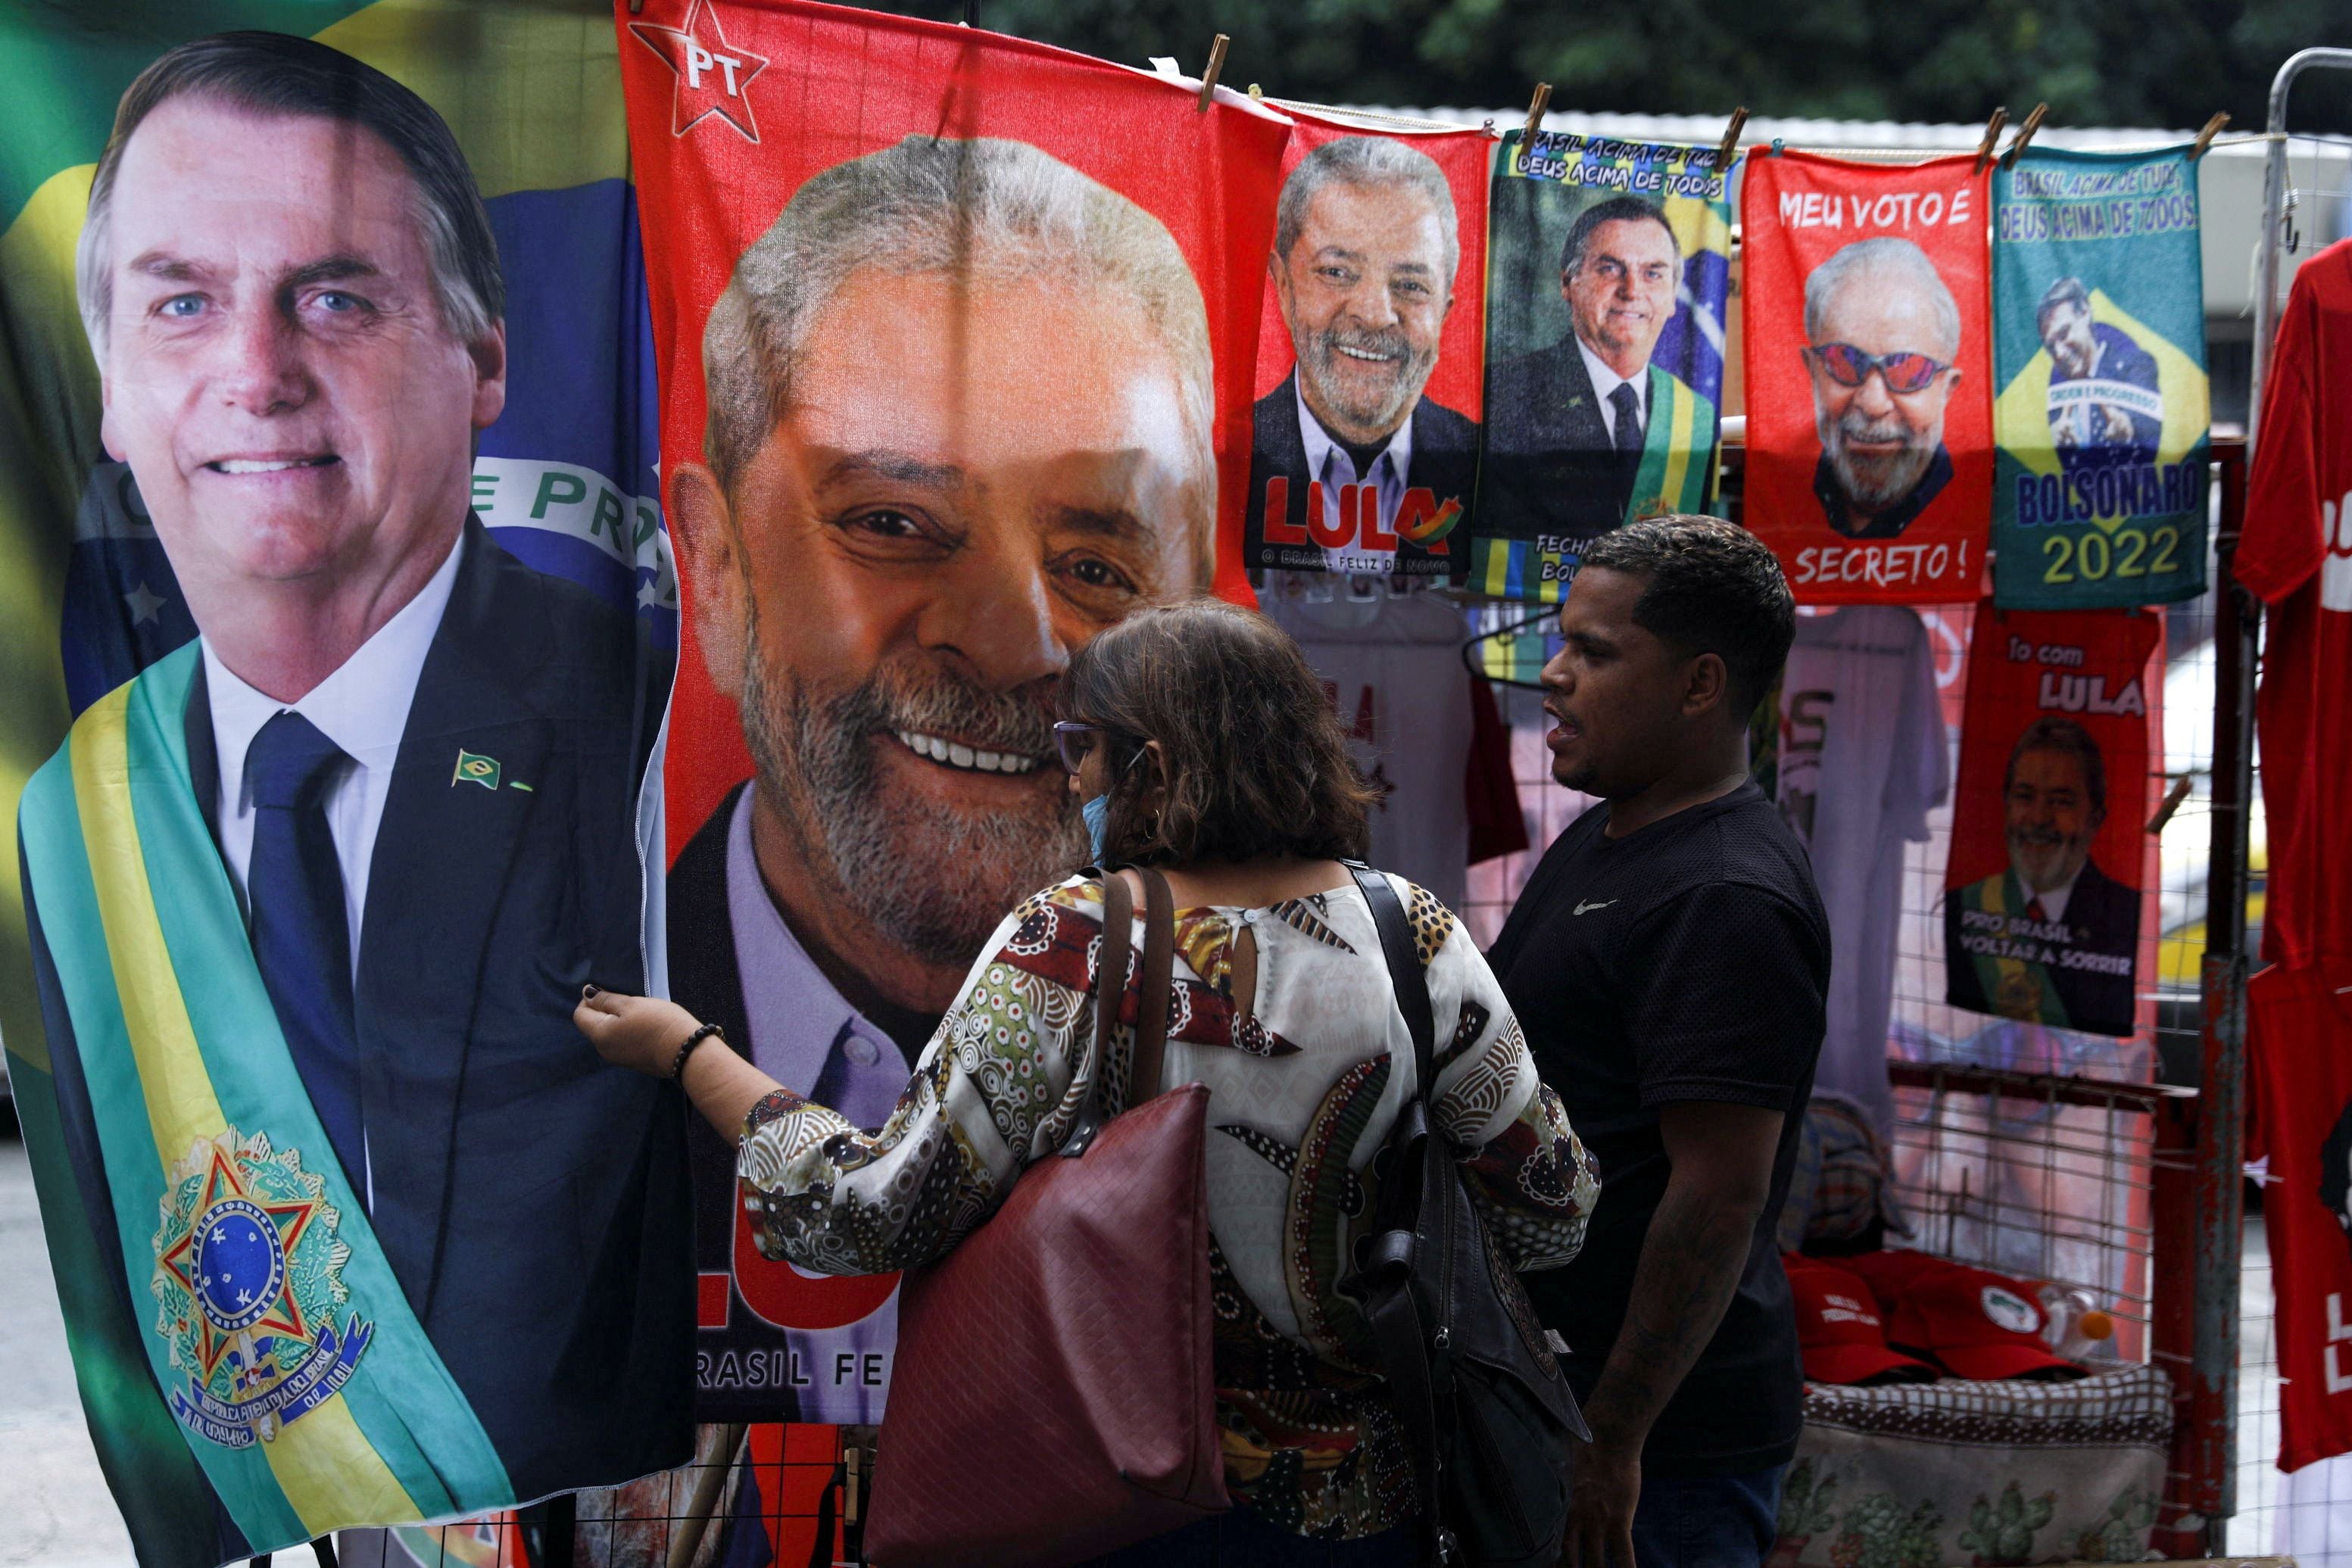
[738,635,1085,968]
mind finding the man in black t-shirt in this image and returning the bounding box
[1488,517,1828,1568]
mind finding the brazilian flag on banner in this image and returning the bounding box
[0,5,675,1563]
[1992,145,2210,608]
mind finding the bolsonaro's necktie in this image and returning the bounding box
[246,710,366,1192]
[1610,382,1644,457]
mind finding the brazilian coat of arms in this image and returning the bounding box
[150,1127,373,1448]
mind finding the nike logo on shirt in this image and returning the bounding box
[1574,899,1617,915]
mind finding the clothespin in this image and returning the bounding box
[1483,117,1499,141]
[2000,102,2048,168]
[1973,107,2008,176]
[2191,111,2230,161]
[628,0,643,13]
[1714,107,1748,174]
[1247,83,1263,101]
[1196,34,1229,112]
[1522,83,1552,152]
[2146,776,2194,835]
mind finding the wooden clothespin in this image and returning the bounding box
[1973,107,2008,176]
[2146,775,2194,836]
[2191,111,2230,161]
[1522,83,1553,151]
[1714,107,1748,174]
[1196,34,1230,112]
[2000,102,2048,168]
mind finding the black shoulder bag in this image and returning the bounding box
[1340,861,1589,1568]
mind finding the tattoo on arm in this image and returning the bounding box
[1583,1178,1755,1452]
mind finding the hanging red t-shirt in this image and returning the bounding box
[2239,238,2352,967]
[2248,960,2352,1471]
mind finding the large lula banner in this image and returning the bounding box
[1992,145,2210,609]
[2,6,689,1564]
[619,0,1290,1424]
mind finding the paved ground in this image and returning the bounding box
[0,1128,135,1568]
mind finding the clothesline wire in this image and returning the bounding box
[1267,101,2292,161]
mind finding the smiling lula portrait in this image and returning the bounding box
[660,135,1220,1417]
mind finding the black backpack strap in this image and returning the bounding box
[1345,859,1436,1098]
[1062,866,1135,1158]
[1343,860,1450,1556]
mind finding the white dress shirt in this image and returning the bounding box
[1578,336,1650,448]
[723,787,906,1420]
[204,527,464,969]
[2026,868,2079,925]
[1293,375,1415,573]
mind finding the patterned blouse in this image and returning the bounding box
[737,872,1600,1539]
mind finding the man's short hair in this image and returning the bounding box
[2004,715,2107,818]
[703,136,1216,574]
[1579,516,1795,713]
[1273,136,1461,288]
[2036,275,2093,336]
[76,31,502,357]
[1560,196,1678,279]
[1801,236,1961,358]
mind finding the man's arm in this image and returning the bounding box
[1563,1100,1784,1568]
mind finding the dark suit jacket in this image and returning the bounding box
[1245,370,1477,575]
[1943,856,2141,1037]
[1480,335,1641,541]
[23,519,694,1520]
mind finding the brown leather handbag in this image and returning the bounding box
[865,867,1230,1567]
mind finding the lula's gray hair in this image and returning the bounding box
[1272,136,1461,290]
[1802,235,1961,357]
[703,135,1217,566]
[75,31,501,360]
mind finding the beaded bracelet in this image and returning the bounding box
[669,1021,725,1080]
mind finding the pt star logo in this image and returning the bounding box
[629,0,770,144]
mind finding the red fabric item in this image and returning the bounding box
[2248,960,2352,1471]
[1880,1260,2079,1381]
[1465,672,1529,865]
[1740,152,1994,604]
[2239,238,2352,968]
[1939,600,2161,1039]
[618,0,1295,859]
[1839,1247,1956,1314]
[1784,1256,1937,1385]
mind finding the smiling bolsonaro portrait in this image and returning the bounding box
[16,32,691,1550]
[1483,195,1718,546]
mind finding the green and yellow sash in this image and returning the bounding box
[1468,367,1722,603]
[1627,366,1720,522]
[18,644,510,1548]
[1958,869,2076,1030]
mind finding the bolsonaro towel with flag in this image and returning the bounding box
[2,6,690,1564]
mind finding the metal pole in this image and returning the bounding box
[2195,450,2255,1550]
[2251,48,2352,447]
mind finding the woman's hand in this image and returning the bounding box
[575,987,704,1077]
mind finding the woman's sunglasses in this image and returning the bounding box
[1806,341,1951,394]
[1053,720,1114,776]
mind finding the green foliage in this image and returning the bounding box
[1777,1457,1842,1540]
[1957,1481,2057,1565]
[1830,1492,1945,1568]
[867,0,2352,132]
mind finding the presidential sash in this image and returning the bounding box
[1957,869,2076,1031]
[1627,366,1718,525]
[17,645,510,1549]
